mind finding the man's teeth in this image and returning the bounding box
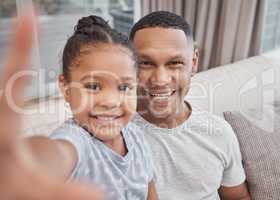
[149,92,173,97]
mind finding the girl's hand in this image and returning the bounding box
[0,9,104,200]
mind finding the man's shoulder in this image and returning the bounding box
[191,106,232,130]
[129,113,150,130]
[186,107,241,167]
[189,106,237,144]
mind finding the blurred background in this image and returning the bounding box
[0,0,279,99]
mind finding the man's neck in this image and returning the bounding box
[138,102,192,129]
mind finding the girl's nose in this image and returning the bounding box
[98,89,121,109]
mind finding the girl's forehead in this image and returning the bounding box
[75,44,134,66]
[69,45,136,82]
[80,43,133,56]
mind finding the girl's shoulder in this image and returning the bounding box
[50,119,86,137]
[49,118,93,151]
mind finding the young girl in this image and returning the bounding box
[50,15,157,200]
[0,12,157,200]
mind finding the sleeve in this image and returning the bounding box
[221,123,246,187]
[49,121,88,180]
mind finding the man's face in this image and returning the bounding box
[133,27,197,120]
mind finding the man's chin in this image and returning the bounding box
[149,108,173,120]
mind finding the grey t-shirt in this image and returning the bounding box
[50,119,153,200]
[131,105,246,200]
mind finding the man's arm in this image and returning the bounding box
[218,182,251,200]
[147,180,158,200]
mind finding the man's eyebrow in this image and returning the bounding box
[138,54,153,60]
[169,55,185,60]
[138,54,186,61]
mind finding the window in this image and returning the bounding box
[0,0,138,99]
[261,0,280,52]
[0,0,17,68]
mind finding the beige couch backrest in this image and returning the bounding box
[187,54,280,116]
[20,53,280,137]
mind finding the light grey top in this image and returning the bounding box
[131,105,246,200]
[50,119,154,200]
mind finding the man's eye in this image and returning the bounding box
[167,61,185,69]
[169,61,184,66]
[119,84,134,92]
[84,83,101,91]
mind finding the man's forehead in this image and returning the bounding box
[137,49,188,61]
[133,27,190,50]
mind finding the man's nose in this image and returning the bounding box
[150,66,171,85]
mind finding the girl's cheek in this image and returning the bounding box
[84,92,97,108]
[69,89,94,115]
[124,93,137,114]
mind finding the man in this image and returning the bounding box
[130,11,251,200]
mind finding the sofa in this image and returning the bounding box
[21,49,280,199]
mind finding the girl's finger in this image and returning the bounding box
[0,9,36,150]
[1,9,36,87]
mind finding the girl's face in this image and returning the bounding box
[60,44,137,142]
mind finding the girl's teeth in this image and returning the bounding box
[96,116,116,121]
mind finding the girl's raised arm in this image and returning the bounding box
[0,8,103,200]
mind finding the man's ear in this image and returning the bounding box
[191,45,199,77]
[59,74,70,102]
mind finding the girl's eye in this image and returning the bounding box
[139,60,154,68]
[140,61,151,65]
[119,84,134,92]
[84,83,101,91]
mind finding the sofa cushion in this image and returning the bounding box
[187,54,280,117]
[224,110,280,199]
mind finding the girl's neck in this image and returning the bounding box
[103,133,128,157]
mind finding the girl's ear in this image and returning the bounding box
[59,74,70,102]
[191,45,199,77]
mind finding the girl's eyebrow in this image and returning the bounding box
[80,75,98,81]
[138,54,153,60]
[80,75,136,82]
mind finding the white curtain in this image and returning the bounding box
[140,0,267,71]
